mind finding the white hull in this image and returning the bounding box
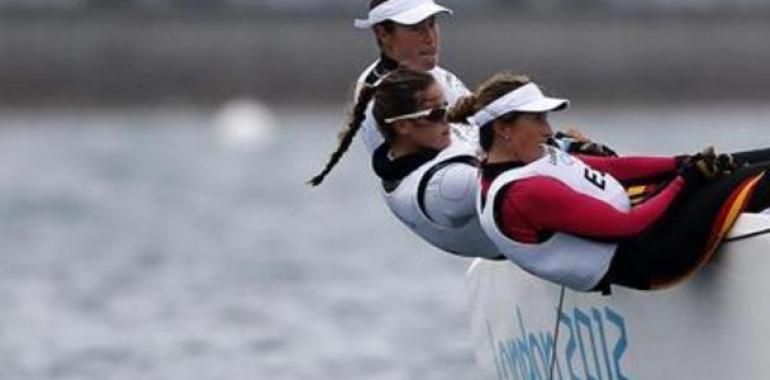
[466,213,770,379]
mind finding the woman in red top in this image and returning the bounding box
[450,72,770,291]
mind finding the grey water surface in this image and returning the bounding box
[0,103,769,380]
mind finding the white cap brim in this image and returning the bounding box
[354,0,452,29]
[516,97,569,113]
[468,83,570,127]
[389,3,451,25]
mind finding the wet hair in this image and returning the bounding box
[307,67,435,187]
[448,72,531,152]
[372,68,436,143]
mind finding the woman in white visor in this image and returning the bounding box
[450,72,770,292]
[352,0,470,155]
[308,0,611,187]
[307,0,470,187]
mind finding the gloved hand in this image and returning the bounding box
[715,152,746,175]
[573,141,619,157]
[552,131,619,157]
[677,146,720,188]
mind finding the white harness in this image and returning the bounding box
[478,146,631,290]
[383,139,502,259]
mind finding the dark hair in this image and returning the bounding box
[306,1,396,186]
[307,83,377,187]
[306,1,425,187]
[447,72,531,151]
[372,68,436,143]
[368,0,395,48]
[370,0,387,8]
[308,68,435,187]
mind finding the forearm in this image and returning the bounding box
[731,148,770,165]
[511,177,684,239]
[578,155,677,182]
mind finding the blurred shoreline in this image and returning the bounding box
[1,9,769,107]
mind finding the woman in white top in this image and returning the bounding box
[307,0,612,188]
[307,0,470,189]
[452,72,770,291]
[365,68,500,258]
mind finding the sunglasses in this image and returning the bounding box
[384,105,449,124]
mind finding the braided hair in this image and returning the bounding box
[307,0,415,186]
[308,68,436,186]
[307,83,378,186]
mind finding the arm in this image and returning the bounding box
[577,155,677,182]
[500,176,685,241]
[423,163,478,228]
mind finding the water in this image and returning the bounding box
[0,103,769,380]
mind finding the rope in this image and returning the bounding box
[723,227,770,243]
[549,285,566,380]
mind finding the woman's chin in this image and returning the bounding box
[438,136,452,149]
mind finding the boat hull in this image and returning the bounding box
[466,213,770,379]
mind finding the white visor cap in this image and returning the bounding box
[468,83,570,127]
[354,0,452,29]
